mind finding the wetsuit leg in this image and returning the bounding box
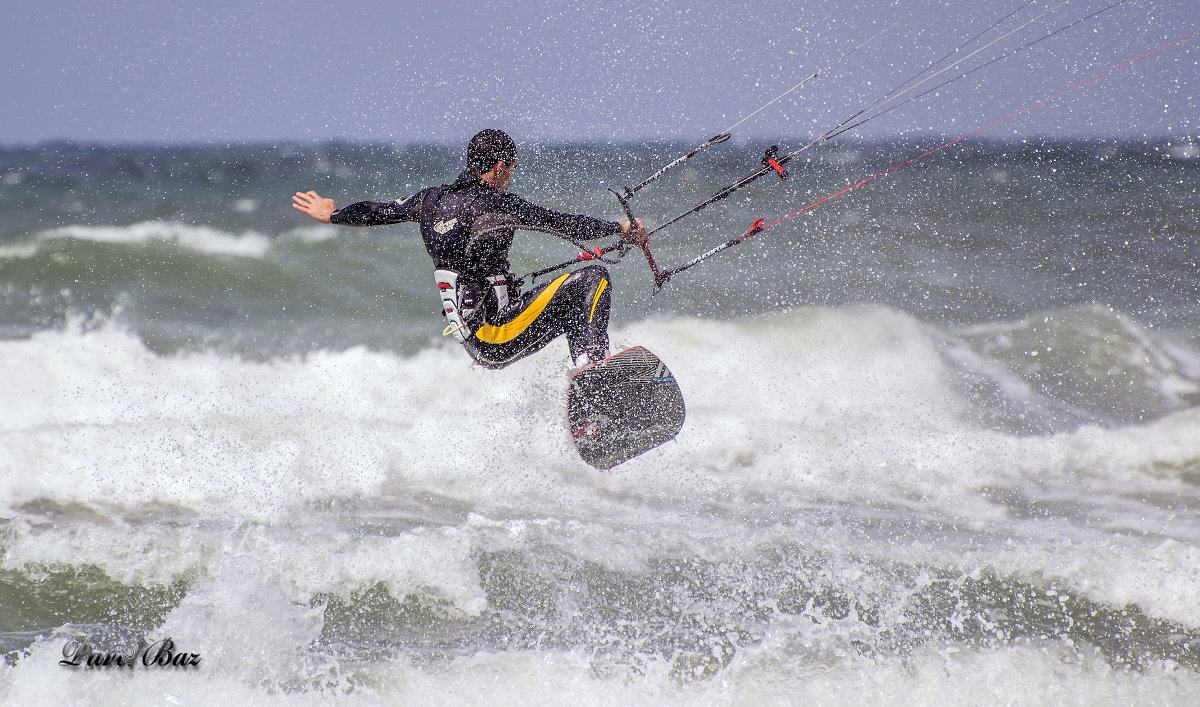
[464,265,611,369]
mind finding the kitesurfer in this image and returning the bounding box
[292,129,647,369]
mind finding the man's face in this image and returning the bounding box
[494,159,515,191]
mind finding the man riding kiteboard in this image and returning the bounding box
[292,129,648,369]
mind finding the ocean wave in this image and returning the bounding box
[3,526,1198,704]
[5,635,1194,706]
[15,221,275,258]
[3,138,1199,703]
[3,309,1198,504]
[2,312,1199,625]
[948,303,1200,431]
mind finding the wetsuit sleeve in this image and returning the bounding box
[330,193,421,227]
[497,193,622,241]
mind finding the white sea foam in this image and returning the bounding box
[29,221,274,258]
[1,307,1198,707]
[0,241,40,259]
[2,310,1199,638]
[4,633,1197,706]
[283,224,340,243]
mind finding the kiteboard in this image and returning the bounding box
[567,346,685,469]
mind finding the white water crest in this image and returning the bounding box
[2,305,1199,704]
[24,222,275,258]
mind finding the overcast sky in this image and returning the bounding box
[2,0,1196,146]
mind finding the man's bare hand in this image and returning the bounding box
[620,218,648,247]
[292,190,337,224]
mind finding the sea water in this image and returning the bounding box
[1,139,1199,704]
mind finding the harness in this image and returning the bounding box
[421,184,514,343]
[434,269,511,342]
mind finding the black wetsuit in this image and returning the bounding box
[331,169,621,368]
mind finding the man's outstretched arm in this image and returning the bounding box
[293,190,420,226]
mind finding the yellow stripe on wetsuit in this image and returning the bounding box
[589,278,608,322]
[474,273,571,344]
